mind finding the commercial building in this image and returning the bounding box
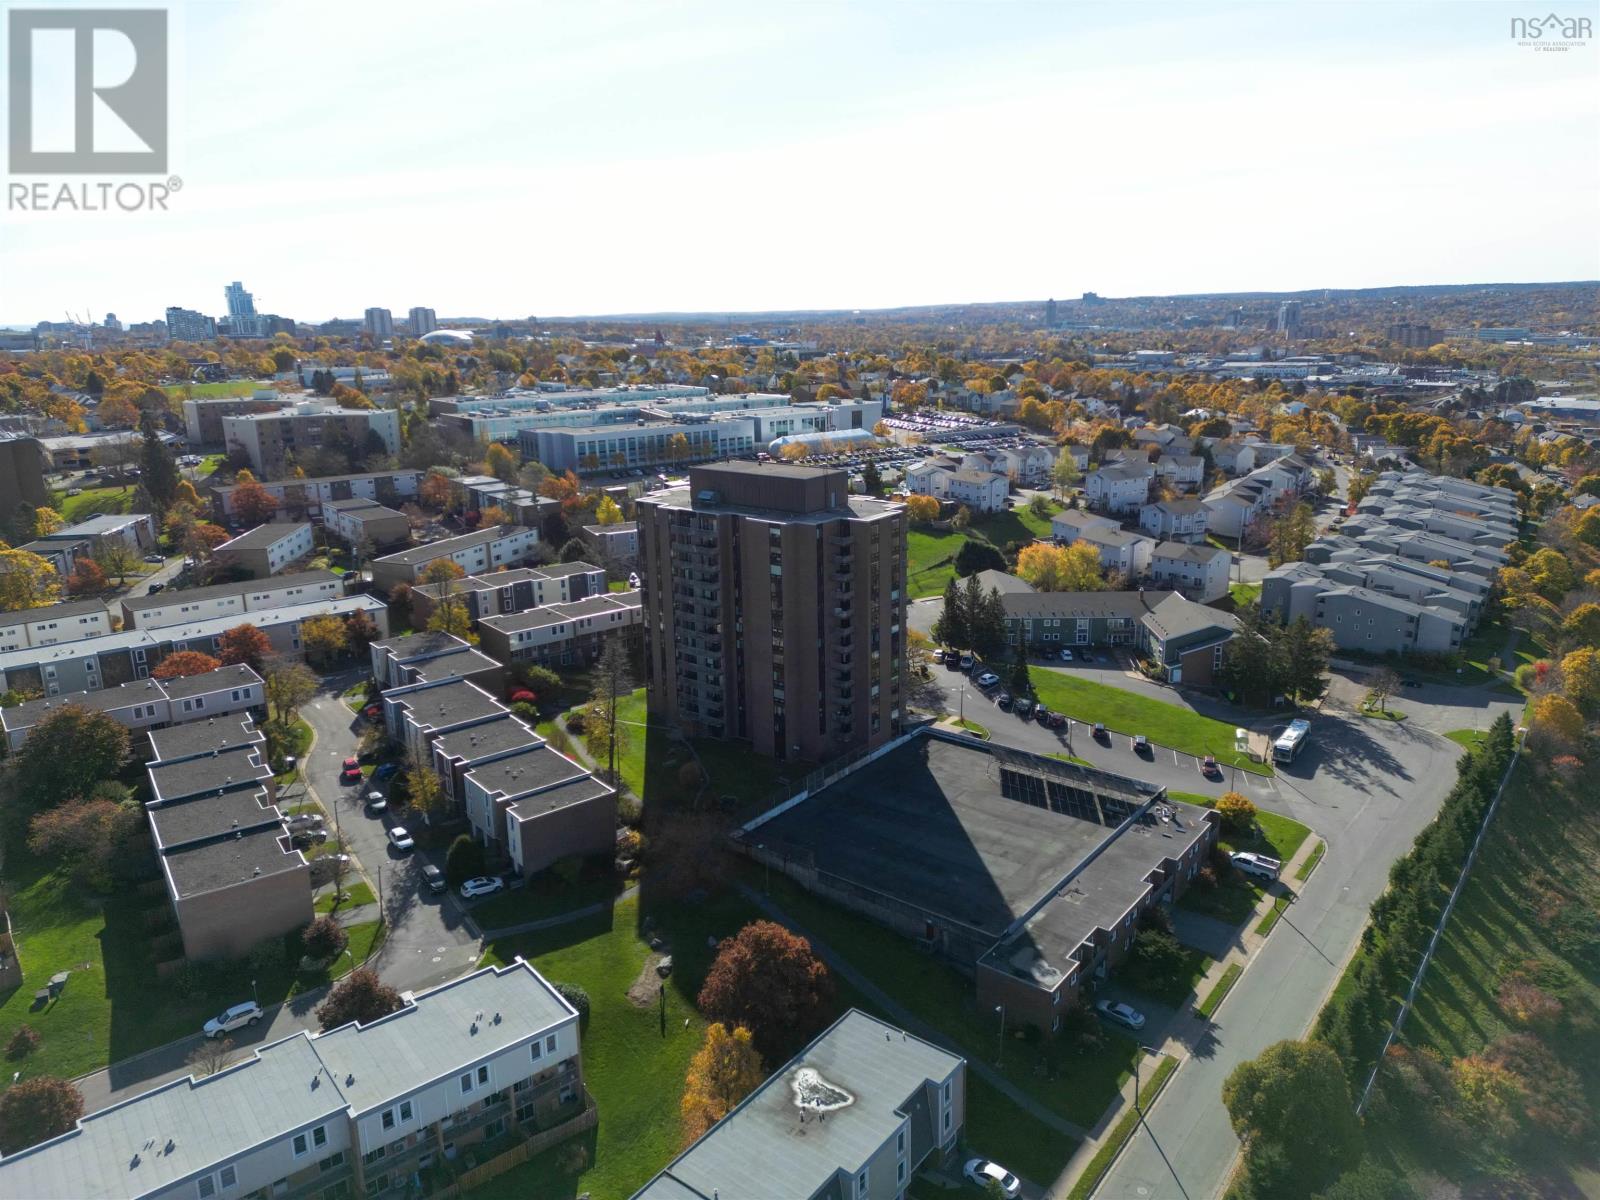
[363,307,394,341]
[405,562,606,628]
[407,306,438,336]
[220,404,402,477]
[742,732,1218,1033]
[368,525,543,591]
[122,569,345,630]
[1,664,264,750]
[209,469,425,523]
[636,462,908,761]
[634,1010,966,1200]
[0,598,115,651]
[0,959,588,1200]
[321,497,411,551]
[0,595,389,696]
[1148,541,1231,603]
[212,522,315,580]
[477,592,643,669]
[144,718,309,961]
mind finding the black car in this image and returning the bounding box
[146,581,165,594]
[996,693,1013,711]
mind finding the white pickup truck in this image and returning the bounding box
[1230,851,1282,882]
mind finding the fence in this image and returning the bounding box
[1354,732,1524,1115]
[432,1093,598,1198]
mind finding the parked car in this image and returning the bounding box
[1014,698,1036,719]
[963,1159,1021,1199]
[290,828,327,850]
[373,761,400,780]
[1201,755,1222,779]
[365,790,387,813]
[459,876,505,900]
[285,812,325,833]
[1096,999,1147,1031]
[203,1001,263,1038]
[65,486,83,496]
[1059,648,1074,662]
[1131,734,1150,754]
[146,581,165,594]
[142,551,164,563]
[387,826,415,852]
[959,653,975,672]
[996,692,1013,711]
[975,671,1000,689]
[1079,650,1095,663]
[933,648,946,663]
[421,863,446,894]
[1092,722,1108,742]
[1231,851,1282,882]
[627,572,641,588]
[340,756,362,784]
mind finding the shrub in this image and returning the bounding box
[445,834,487,888]
[5,1025,41,1060]
[302,915,349,963]
[1496,978,1564,1033]
[508,688,536,705]
[1215,791,1257,833]
[1196,865,1218,888]
[1140,904,1175,936]
[316,968,403,1032]
[0,1076,84,1154]
[554,982,590,1030]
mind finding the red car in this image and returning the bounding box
[1200,755,1222,779]
[340,756,362,783]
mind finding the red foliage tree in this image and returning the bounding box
[696,920,834,1065]
[152,650,222,680]
[66,558,107,595]
[0,1076,84,1153]
[1484,1032,1589,1141]
[218,623,273,672]
[231,475,279,526]
[315,967,403,1032]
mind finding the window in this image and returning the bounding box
[545,1034,557,1055]
[362,1146,386,1167]
[898,1161,907,1185]
[477,1064,490,1087]
[318,1152,345,1173]
[857,1169,868,1197]
[312,1126,327,1149]
[897,1130,905,1155]
[198,1177,216,1199]
[220,1167,237,1189]
[399,1100,412,1123]
[293,1133,309,1157]
[381,1109,395,1131]
[460,1072,474,1094]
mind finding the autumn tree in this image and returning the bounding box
[15,705,130,810]
[66,557,107,595]
[92,539,142,585]
[0,547,60,609]
[218,623,273,672]
[0,1076,84,1154]
[344,608,379,653]
[681,1023,765,1144]
[594,494,625,525]
[419,471,455,511]
[903,494,941,523]
[1016,541,1103,592]
[1560,647,1600,713]
[300,613,350,665]
[1529,693,1584,753]
[316,967,403,1032]
[265,662,317,727]
[1560,602,1600,649]
[27,798,144,890]
[485,441,519,483]
[152,650,222,680]
[1215,792,1257,833]
[1051,449,1081,498]
[404,748,447,819]
[420,557,466,585]
[303,915,350,963]
[1367,667,1402,716]
[183,522,231,563]
[32,506,64,536]
[697,921,835,1064]
[230,473,278,525]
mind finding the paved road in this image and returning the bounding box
[300,669,481,994]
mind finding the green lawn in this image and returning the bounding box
[954,718,990,740]
[607,580,629,592]
[163,380,269,398]
[52,485,134,523]
[1065,1054,1178,1200]
[1025,671,1273,776]
[907,527,964,598]
[970,503,1059,546]
[1442,729,1487,750]
[1173,797,1311,927]
[1295,840,1325,881]
[468,874,628,932]
[314,881,376,914]
[761,873,1142,1129]
[1196,963,1243,1019]
[1229,581,1262,606]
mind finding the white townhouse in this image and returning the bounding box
[1139,498,1209,543]
[1149,541,1232,603]
[1085,463,1153,514]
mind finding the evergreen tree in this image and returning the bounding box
[139,410,179,510]
[931,578,966,649]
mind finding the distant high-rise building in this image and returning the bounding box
[1081,291,1104,306]
[408,307,438,337]
[1388,322,1442,349]
[165,306,217,342]
[364,307,394,341]
[635,461,907,761]
[264,314,297,336]
[103,313,122,332]
[225,281,256,318]
[1045,298,1058,327]
[1275,300,1303,338]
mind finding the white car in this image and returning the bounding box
[459,876,505,899]
[1059,648,1074,661]
[203,1000,263,1038]
[963,1158,1021,1199]
[365,790,388,812]
[627,572,641,589]
[975,671,1001,689]
[387,826,415,852]
[1096,999,1147,1030]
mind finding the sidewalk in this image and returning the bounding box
[1046,831,1325,1199]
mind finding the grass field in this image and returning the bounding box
[1229,581,1262,606]
[1196,963,1243,1019]
[761,873,1140,1130]
[1064,1054,1178,1200]
[162,380,270,398]
[1295,840,1325,881]
[51,485,134,523]
[313,881,376,914]
[1025,671,1273,776]
[468,874,628,932]
[907,527,964,598]
[1443,728,1488,750]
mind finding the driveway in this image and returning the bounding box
[300,669,482,995]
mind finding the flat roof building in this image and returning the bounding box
[212,522,315,580]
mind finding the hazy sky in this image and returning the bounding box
[3,0,1597,324]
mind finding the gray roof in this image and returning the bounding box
[0,961,574,1200]
[507,775,614,823]
[147,716,263,764]
[147,742,271,802]
[147,786,281,852]
[1003,590,1177,621]
[386,678,506,728]
[634,1010,962,1200]
[1,677,168,731]
[479,593,640,634]
[951,468,1005,485]
[0,597,107,627]
[972,569,1034,596]
[1152,541,1229,566]
[216,523,309,552]
[374,630,466,660]
[1144,498,1206,516]
[161,824,301,899]
[210,468,422,495]
[34,513,150,540]
[322,497,404,516]
[582,521,637,536]
[122,569,340,612]
[464,743,588,800]
[156,663,263,700]
[372,525,527,567]
[432,714,541,764]
[406,644,503,683]
[1139,593,1238,644]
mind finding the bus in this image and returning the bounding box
[1273,719,1311,764]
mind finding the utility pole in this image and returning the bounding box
[994,1004,1005,1066]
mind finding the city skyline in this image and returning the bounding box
[3,0,1597,324]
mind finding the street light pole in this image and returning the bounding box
[994,1004,1005,1067]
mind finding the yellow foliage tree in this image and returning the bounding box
[594,495,625,526]
[681,1023,765,1146]
[1530,693,1584,752]
[485,441,518,483]
[1560,647,1600,714]
[173,479,202,509]
[32,507,64,536]
[1015,541,1103,592]
[904,494,940,523]
[0,548,61,609]
[420,558,466,585]
[300,613,349,666]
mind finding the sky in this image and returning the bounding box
[1,0,1597,325]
